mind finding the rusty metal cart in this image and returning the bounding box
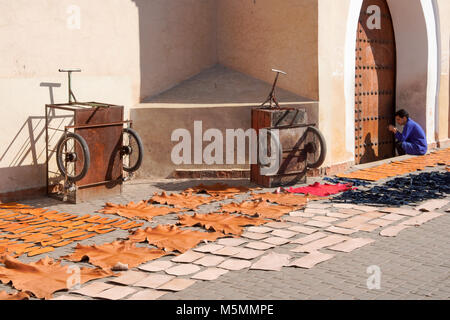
[251,69,327,187]
[45,69,143,203]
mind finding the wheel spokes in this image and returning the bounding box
[123,133,139,169]
[60,137,85,179]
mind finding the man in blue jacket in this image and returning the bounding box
[388,109,427,156]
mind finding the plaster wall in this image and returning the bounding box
[436,0,450,141]
[0,0,217,195]
[318,0,353,167]
[135,0,217,101]
[216,0,318,101]
[0,0,141,194]
[387,0,437,144]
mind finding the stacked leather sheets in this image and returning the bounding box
[336,148,450,181]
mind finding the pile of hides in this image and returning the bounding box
[331,171,450,206]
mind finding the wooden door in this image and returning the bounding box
[355,0,396,164]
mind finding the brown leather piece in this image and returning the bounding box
[4,243,35,256]
[250,192,323,207]
[0,219,11,226]
[109,219,130,227]
[21,233,52,243]
[87,225,112,232]
[22,246,41,254]
[27,246,54,257]
[63,240,167,270]
[53,240,74,247]
[118,221,144,230]
[16,216,38,222]
[0,241,18,249]
[178,212,268,235]
[60,230,87,239]
[1,214,22,221]
[94,228,115,234]
[127,225,225,253]
[337,148,450,181]
[10,215,29,220]
[83,216,103,223]
[46,214,78,222]
[40,236,65,247]
[72,214,91,221]
[2,223,26,231]
[57,220,86,228]
[28,226,55,233]
[51,228,74,235]
[150,192,225,210]
[221,200,296,220]
[27,218,50,225]
[16,208,56,217]
[0,205,138,253]
[67,223,94,231]
[98,201,181,222]
[184,183,251,197]
[93,217,120,224]
[0,203,31,210]
[0,290,30,300]
[0,255,114,299]
[72,233,96,241]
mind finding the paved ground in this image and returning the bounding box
[160,207,450,300]
[1,161,449,300]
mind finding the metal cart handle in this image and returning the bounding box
[271,69,287,75]
[59,69,81,73]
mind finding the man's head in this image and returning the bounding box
[395,109,409,126]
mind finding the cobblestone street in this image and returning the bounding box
[1,160,448,301]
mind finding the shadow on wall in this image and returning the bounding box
[0,82,74,201]
[131,0,217,102]
[0,115,48,201]
[1,82,62,168]
[143,65,312,105]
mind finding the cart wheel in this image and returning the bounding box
[56,132,90,182]
[304,126,327,169]
[121,128,144,172]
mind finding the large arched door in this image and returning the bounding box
[355,0,396,164]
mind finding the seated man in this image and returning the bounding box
[388,109,427,156]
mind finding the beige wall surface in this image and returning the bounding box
[436,0,450,141]
[0,0,217,195]
[217,0,318,101]
[135,0,217,101]
[317,0,352,167]
[388,0,435,142]
[0,0,141,194]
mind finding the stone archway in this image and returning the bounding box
[345,0,440,161]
